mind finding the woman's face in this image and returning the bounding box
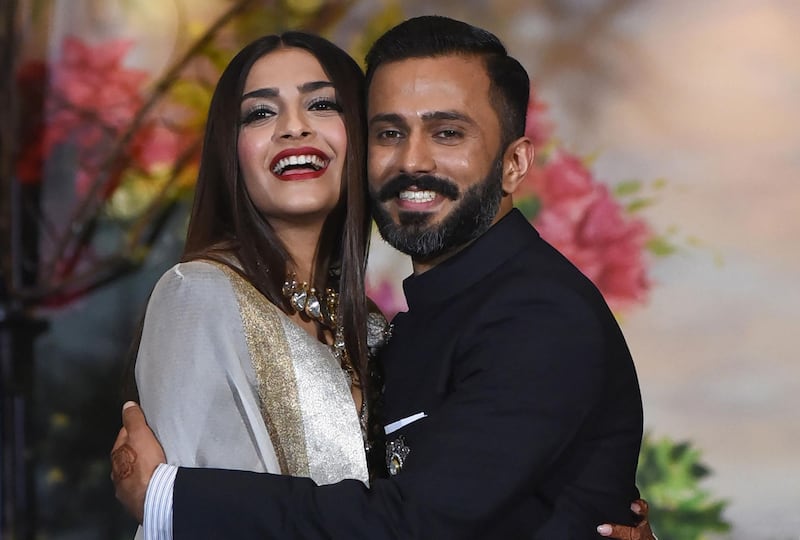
[238,47,347,228]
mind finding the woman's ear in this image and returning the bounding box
[501,136,534,196]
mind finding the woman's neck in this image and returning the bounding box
[271,220,323,281]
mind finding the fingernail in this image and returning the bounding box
[631,502,641,513]
[597,524,611,536]
[123,401,137,410]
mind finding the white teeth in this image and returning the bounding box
[272,154,327,174]
[399,190,436,203]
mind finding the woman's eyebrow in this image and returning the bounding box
[299,81,334,93]
[241,87,277,101]
[241,81,333,102]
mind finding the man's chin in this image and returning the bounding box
[395,220,444,240]
[396,209,445,228]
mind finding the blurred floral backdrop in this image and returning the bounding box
[2,1,797,539]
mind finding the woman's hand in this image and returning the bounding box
[597,499,657,540]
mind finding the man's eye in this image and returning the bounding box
[241,106,274,125]
[436,129,461,139]
[377,129,403,140]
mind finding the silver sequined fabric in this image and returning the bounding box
[214,263,368,485]
[137,261,368,490]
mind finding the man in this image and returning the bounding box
[114,16,653,539]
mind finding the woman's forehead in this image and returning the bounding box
[243,48,332,93]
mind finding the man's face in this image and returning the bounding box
[367,55,505,264]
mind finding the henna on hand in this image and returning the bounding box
[111,444,137,482]
[110,402,166,524]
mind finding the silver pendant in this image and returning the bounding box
[305,291,322,319]
[290,289,307,311]
[386,436,410,476]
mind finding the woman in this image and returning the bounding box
[128,31,380,519]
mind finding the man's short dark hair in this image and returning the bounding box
[365,15,530,149]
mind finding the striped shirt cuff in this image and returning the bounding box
[143,463,177,540]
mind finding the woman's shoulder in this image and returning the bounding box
[149,260,240,309]
[155,259,229,284]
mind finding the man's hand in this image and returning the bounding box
[597,499,657,540]
[110,401,166,524]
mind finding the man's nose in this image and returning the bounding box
[398,133,435,175]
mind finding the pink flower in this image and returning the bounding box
[532,152,595,207]
[16,36,193,203]
[129,121,195,173]
[531,151,651,310]
[517,143,594,211]
[366,279,407,321]
[47,36,148,148]
[39,37,152,196]
[29,36,195,201]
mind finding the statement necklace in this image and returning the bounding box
[281,273,338,328]
[281,273,353,378]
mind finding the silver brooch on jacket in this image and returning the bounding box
[386,436,410,476]
[367,311,392,356]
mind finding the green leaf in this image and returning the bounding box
[646,236,678,257]
[637,433,731,540]
[652,177,669,189]
[626,197,656,213]
[614,180,643,196]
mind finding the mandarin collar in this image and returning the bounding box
[401,209,538,311]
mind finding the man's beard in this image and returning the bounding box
[370,157,504,262]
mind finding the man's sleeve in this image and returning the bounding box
[143,464,177,540]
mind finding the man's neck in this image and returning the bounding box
[411,245,467,275]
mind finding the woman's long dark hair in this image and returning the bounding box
[124,32,371,403]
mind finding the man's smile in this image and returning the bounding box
[398,189,436,202]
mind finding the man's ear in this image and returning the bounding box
[501,136,534,195]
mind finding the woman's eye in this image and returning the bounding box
[309,98,342,112]
[241,106,274,125]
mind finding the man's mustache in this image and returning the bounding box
[375,174,460,202]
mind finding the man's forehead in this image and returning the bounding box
[367,55,490,115]
[370,54,486,85]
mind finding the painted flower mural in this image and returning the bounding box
[525,149,651,311]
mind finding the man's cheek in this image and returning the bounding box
[367,163,389,189]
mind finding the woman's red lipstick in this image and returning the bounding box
[269,147,330,181]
